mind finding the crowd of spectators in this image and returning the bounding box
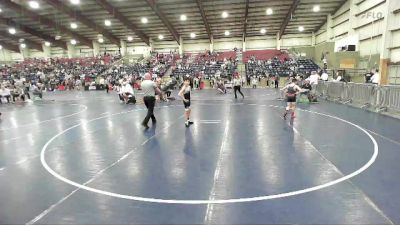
[0,52,181,103]
[0,54,115,91]
[172,51,238,80]
[0,49,337,105]
[247,55,320,78]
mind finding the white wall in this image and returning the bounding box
[330,0,351,40]
[183,39,210,53]
[388,7,400,62]
[51,47,68,58]
[153,40,179,53]
[317,0,399,59]
[359,36,382,56]
[316,23,327,45]
[281,34,313,48]
[0,33,318,61]
[245,36,276,50]
[0,49,13,62]
[335,35,359,52]
[213,37,242,51]
[78,46,95,57]
[11,52,23,61]
[126,42,151,57]
[29,50,46,58]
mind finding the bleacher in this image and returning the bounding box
[245,50,320,77]
[0,55,116,85]
[243,49,289,63]
[216,51,237,61]
[247,60,292,77]
[171,51,237,78]
[172,61,236,78]
[295,59,320,75]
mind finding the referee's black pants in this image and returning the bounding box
[142,96,156,125]
[233,86,244,99]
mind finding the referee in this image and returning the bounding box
[141,73,161,129]
[233,74,244,99]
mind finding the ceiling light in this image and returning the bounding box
[180,14,187,21]
[190,33,196,38]
[29,1,40,9]
[298,26,304,32]
[127,36,133,42]
[98,38,104,43]
[70,39,77,45]
[222,11,228,18]
[70,22,78,29]
[158,34,164,40]
[70,0,80,5]
[224,30,230,36]
[20,43,26,49]
[45,41,51,47]
[0,45,2,50]
[8,28,16,35]
[141,17,148,24]
[260,28,267,34]
[55,35,62,40]
[0,8,2,13]
[104,20,111,26]
[266,8,273,15]
[313,5,320,12]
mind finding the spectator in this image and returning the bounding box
[274,75,280,89]
[323,57,328,69]
[251,76,258,89]
[32,83,43,99]
[321,70,329,81]
[12,85,25,102]
[0,86,12,103]
[365,70,373,83]
[334,74,343,82]
[307,71,320,85]
[371,69,380,85]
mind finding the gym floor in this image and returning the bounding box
[0,89,399,225]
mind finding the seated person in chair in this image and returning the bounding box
[32,82,43,99]
[12,85,26,102]
[0,86,12,104]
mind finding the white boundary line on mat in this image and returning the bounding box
[40,104,378,204]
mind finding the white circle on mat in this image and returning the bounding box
[40,104,378,204]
